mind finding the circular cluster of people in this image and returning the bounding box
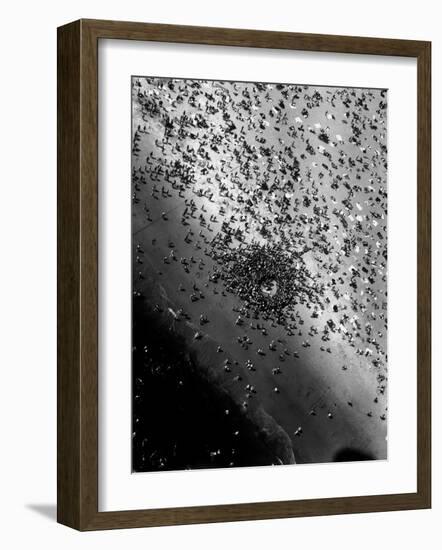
[213,241,320,321]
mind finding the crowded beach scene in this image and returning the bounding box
[131,76,388,472]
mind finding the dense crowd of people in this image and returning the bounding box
[133,77,387,376]
[131,76,388,470]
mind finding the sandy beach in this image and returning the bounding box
[131,78,388,471]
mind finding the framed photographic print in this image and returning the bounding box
[57,19,431,530]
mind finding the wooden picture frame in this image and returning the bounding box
[57,19,431,530]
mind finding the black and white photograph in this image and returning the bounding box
[131,76,388,472]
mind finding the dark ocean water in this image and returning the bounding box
[132,296,287,472]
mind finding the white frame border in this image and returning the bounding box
[98,39,417,512]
